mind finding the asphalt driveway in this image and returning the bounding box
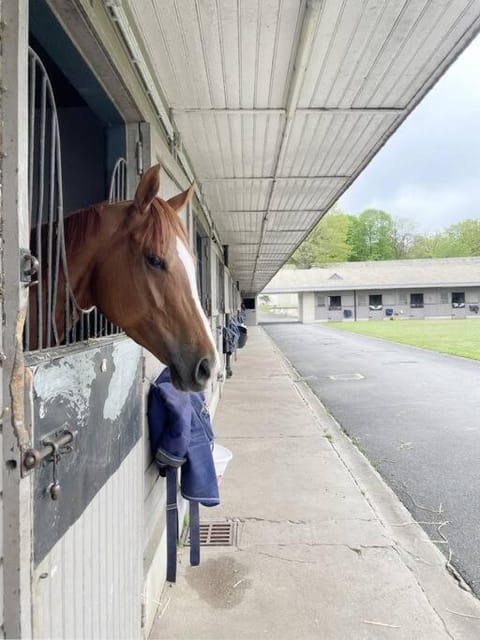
[263,322,480,595]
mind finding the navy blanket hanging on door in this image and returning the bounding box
[148,367,219,582]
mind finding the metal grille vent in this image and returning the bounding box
[183,520,238,547]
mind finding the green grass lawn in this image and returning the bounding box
[326,318,480,361]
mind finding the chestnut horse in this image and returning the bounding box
[29,165,218,392]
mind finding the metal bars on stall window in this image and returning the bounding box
[25,47,124,355]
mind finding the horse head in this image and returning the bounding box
[89,165,219,391]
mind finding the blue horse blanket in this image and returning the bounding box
[147,368,219,506]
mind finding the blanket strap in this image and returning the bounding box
[189,501,200,566]
[166,467,178,583]
[166,468,201,581]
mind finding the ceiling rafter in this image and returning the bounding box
[249,0,324,291]
[200,175,350,181]
[171,107,404,115]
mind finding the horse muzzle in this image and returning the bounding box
[169,353,217,392]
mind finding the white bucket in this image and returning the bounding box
[213,443,233,483]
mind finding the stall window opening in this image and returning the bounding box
[369,294,383,310]
[410,293,424,308]
[452,292,465,308]
[329,295,342,310]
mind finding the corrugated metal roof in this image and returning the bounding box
[129,0,480,294]
[263,257,480,292]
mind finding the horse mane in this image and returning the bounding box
[63,197,190,260]
[64,205,102,257]
[137,197,191,255]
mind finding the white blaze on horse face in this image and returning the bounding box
[176,237,220,369]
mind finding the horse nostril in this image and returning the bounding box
[195,358,211,385]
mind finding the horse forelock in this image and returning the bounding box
[135,197,190,257]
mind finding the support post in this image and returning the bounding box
[2,1,34,636]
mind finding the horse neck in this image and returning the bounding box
[63,205,109,309]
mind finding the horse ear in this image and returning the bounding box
[134,164,160,212]
[167,182,195,214]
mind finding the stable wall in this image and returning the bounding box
[1,2,236,636]
[140,170,227,634]
[300,286,480,323]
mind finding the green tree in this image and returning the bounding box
[347,209,395,261]
[315,210,354,263]
[288,237,319,269]
[288,206,355,268]
[407,234,438,258]
[408,219,480,259]
[443,219,480,256]
[289,206,480,266]
[391,217,417,258]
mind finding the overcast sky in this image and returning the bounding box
[338,34,480,234]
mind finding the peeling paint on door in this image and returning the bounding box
[103,340,142,421]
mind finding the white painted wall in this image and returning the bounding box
[299,292,316,323]
[33,444,143,639]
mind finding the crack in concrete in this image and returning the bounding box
[216,434,321,440]
[391,544,456,640]
[237,517,307,525]
[239,543,394,563]
[286,368,476,637]
[235,516,377,525]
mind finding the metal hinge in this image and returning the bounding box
[136,138,144,176]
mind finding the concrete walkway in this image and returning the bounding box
[150,327,480,640]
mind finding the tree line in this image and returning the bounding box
[288,207,480,269]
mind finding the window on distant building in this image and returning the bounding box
[452,291,465,308]
[410,293,424,308]
[328,295,342,310]
[369,294,383,310]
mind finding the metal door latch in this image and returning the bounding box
[20,249,39,285]
[23,428,77,500]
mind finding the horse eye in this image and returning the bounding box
[146,255,166,270]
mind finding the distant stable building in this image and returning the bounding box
[262,257,480,323]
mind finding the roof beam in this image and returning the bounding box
[201,176,350,181]
[172,107,404,115]
[220,228,305,233]
[213,210,319,214]
[250,0,324,290]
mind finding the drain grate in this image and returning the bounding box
[328,373,364,381]
[183,520,238,547]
